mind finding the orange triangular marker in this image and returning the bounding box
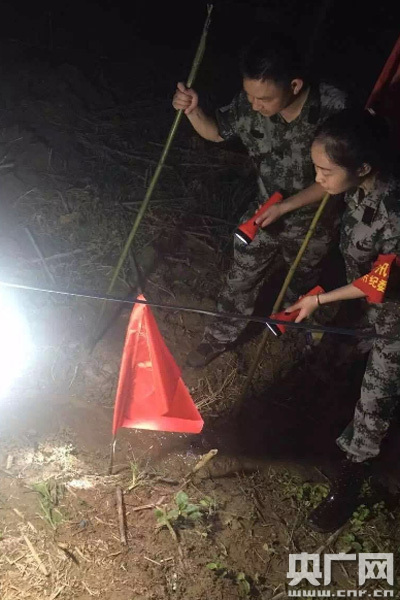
[367,34,400,140]
[112,295,204,435]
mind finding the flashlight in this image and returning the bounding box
[235,191,283,245]
[266,285,326,337]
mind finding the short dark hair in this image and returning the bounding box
[314,109,393,175]
[240,34,306,86]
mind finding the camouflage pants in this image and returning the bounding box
[204,202,339,346]
[337,302,400,463]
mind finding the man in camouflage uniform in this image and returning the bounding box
[173,34,349,367]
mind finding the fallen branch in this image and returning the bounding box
[50,586,66,600]
[130,495,166,512]
[316,525,346,555]
[187,449,218,478]
[116,486,127,545]
[25,227,56,284]
[179,449,219,490]
[74,546,91,562]
[1,468,16,478]
[57,543,79,565]
[81,141,172,168]
[271,593,286,600]
[28,248,84,264]
[23,534,49,576]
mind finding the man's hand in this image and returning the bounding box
[172,82,199,115]
[255,203,285,228]
[172,83,223,142]
[285,296,319,323]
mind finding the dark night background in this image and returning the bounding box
[0,0,399,107]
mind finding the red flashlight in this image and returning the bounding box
[267,285,326,337]
[235,191,283,244]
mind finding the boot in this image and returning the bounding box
[186,340,227,368]
[307,459,370,533]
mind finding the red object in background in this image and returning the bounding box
[367,35,400,141]
[352,254,400,303]
[112,296,203,435]
[235,191,283,244]
[269,286,325,336]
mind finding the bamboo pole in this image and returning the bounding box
[92,5,213,343]
[236,193,331,409]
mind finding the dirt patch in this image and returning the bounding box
[1,411,398,599]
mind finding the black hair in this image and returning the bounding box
[240,34,306,87]
[314,108,394,175]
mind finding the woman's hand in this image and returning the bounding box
[285,295,319,323]
[255,203,285,227]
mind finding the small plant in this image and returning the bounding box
[206,562,252,597]
[336,502,391,553]
[32,479,64,529]
[155,491,212,539]
[206,561,228,577]
[349,504,371,532]
[279,471,329,509]
[295,482,329,509]
[127,459,148,491]
[171,491,202,521]
[360,480,373,498]
[199,495,218,516]
[236,572,251,597]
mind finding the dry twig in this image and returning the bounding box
[116,486,127,545]
[23,534,49,577]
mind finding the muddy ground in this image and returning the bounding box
[0,39,399,600]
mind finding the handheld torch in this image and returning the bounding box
[234,191,283,245]
[267,285,326,337]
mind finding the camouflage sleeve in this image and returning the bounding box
[381,237,400,255]
[215,94,241,141]
[380,205,400,256]
[354,182,400,302]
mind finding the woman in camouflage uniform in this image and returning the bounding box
[287,109,400,533]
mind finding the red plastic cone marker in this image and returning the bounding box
[367,34,400,139]
[112,296,203,435]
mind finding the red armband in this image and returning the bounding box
[352,253,400,303]
[269,285,325,336]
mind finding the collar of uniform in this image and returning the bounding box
[270,83,320,126]
[346,178,385,211]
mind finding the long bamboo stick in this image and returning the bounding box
[93,5,213,342]
[236,193,331,408]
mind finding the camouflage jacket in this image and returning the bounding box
[340,175,400,285]
[215,83,348,203]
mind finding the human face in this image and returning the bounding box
[311,140,362,195]
[243,78,293,117]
